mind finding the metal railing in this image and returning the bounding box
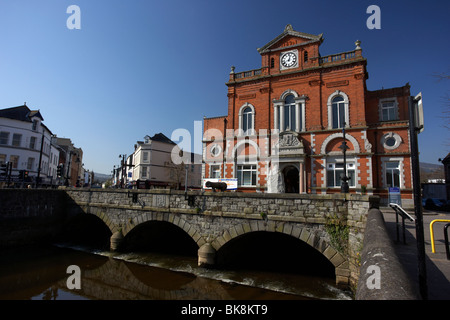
[445,223,450,260]
[430,219,450,255]
[389,203,415,244]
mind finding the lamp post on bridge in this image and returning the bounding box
[339,122,350,194]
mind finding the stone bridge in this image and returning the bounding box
[64,189,379,289]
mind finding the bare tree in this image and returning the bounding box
[433,72,450,144]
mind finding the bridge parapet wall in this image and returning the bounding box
[65,188,377,226]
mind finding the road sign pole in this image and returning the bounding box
[409,94,428,300]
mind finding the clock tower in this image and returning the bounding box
[257,24,323,74]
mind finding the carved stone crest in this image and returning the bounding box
[279,132,301,148]
[277,131,304,156]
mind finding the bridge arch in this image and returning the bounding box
[210,221,345,269]
[120,211,206,249]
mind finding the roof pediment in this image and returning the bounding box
[257,24,323,54]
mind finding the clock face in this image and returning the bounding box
[281,51,297,68]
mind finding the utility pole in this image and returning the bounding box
[339,122,350,193]
[36,133,45,188]
[408,92,427,300]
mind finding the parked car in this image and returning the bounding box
[423,198,446,210]
[440,200,450,212]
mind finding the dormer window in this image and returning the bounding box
[32,120,39,131]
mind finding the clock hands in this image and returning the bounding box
[282,52,296,67]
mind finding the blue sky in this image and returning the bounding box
[0,0,449,174]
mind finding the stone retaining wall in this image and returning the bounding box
[0,189,68,247]
[355,208,419,299]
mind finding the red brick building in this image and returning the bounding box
[203,25,416,206]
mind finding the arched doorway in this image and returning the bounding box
[283,166,299,193]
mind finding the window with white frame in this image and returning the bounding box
[236,164,257,186]
[141,166,148,178]
[27,157,34,170]
[12,134,21,147]
[29,137,37,150]
[327,161,355,188]
[32,120,39,131]
[327,91,349,129]
[143,151,149,162]
[0,132,9,145]
[242,107,253,134]
[273,91,305,132]
[380,99,398,121]
[283,95,296,131]
[239,103,255,135]
[331,96,346,129]
[210,165,221,178]
[385,161,400,187]
[10,155,19,169]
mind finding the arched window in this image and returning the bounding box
[273,90,305,132]
[283,95,296,131]
[270,57,275,68]
[332,96,346,129]
[304,51,308,63]
[242,107,252,133]
[239,103,255,135]
[327,91,349,129]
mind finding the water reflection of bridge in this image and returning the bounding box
[52,257,302,300]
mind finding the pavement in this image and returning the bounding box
[381,206,450,300]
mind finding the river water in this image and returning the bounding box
[0,244,352,300]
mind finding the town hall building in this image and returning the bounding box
[202,24,417,206]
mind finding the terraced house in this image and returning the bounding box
[203,24,419,206]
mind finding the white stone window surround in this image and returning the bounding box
[327,90,350,129]
[379,97,399,122]
[380,157,405,188]
[273,89,306,132]
[210,164,221,178]
[325,157,357,188]
[238,103,256,136]
[381,132,402,150]
[321,155,358,189]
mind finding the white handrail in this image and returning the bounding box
[389,203,415,222]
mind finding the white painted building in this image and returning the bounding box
[0,104,59,186]
[130,133,202,189]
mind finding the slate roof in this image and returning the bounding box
[0,104,53,135]
[0,105,44,122]
[151,133,175,144]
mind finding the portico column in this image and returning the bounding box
[295,103,301,132]
[273,105,279,130]
[299,162,304,194]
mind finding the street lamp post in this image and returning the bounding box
[339,123,350,193]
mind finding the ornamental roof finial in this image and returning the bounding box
[284,24,293,32]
